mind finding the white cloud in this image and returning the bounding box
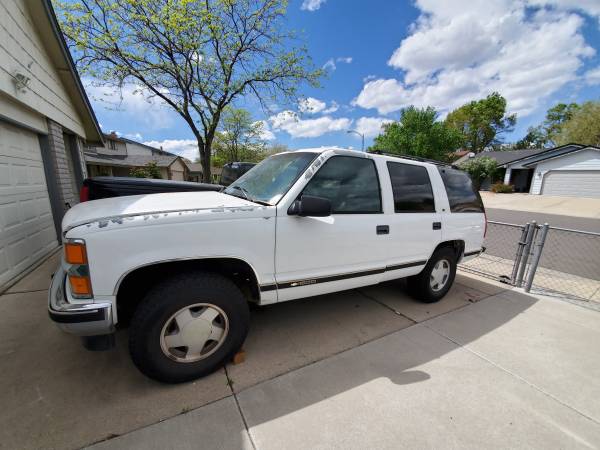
[584,66,600,85]
[270,111,351,138]
[322,101,340,114]
[143,139,199,161]
[299,97,327,114]
[254,120,276,140]
[301,0,326,12]
[355,117,394,138]
[355,1,595,117]
[85,82,175,129]
[298,97,339,114]
[122,132,143,141]
[323,56,353,71]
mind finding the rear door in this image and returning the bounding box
[381,161,442,281]
[275,155,388,301]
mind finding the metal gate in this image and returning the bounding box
[460,220,600,302]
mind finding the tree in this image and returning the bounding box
[514,126,547,149]
[370,106,463,161]
[459,156,498,190]
[212,108,266,166]
[514,102,580,148]
[59,0,320,182]
[445,92,516,153]
[130,161,162,179]
[555,100,600,146]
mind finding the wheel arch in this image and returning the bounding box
[115,257,262,326]
[431,240,465,263]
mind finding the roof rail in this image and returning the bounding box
[366,150,459,169]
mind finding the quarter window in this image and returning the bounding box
[387,162,435,213]
[302,156,381,213]
[437,167,485,213]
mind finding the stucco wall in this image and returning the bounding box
[530,148,600,194]
[0,0,85,136]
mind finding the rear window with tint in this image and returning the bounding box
[437,167,484,213]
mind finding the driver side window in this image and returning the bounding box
[302,156,382,214]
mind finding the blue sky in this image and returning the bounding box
[86,0,600,160]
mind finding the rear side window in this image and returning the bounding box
[437,167,484,213]
[303,156,382,213]
[387,162,435,212]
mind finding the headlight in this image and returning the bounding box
[64,239,93,299]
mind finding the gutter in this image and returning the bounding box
[41,0,104,145]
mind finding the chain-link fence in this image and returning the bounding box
[460,221,600,302]
[526,226,600,300]
[459,221,523,284]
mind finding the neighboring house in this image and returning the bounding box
[84,133,188,180]
[0,0,103,290]
[185,161,222,184]
[462,144,600,197]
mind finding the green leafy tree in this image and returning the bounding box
[445,92,516,153]
[212,108,267,166]
[58,0,321,182]
[459,156,498,190]
[370,106,463,161]
[556,100,600,146]
[514,126,547,149]
[130,161,162,179]
[515,102,580,148]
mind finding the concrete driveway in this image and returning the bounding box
[1,253,599,449]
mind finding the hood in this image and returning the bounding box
[62,191,257,232]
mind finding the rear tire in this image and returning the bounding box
[129,271,249,383]
[407,247,456,303]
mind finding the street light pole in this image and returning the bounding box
[346,130,365,151]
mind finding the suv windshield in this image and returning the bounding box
[223,152,317,205]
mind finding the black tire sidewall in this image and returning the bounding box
[410,248,457,303]
[129,272,249,383]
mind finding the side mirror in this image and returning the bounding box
[288,195,331,217]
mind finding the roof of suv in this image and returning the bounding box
[293,147,454,168]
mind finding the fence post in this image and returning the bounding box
[524,223,549,293]
[511,223,530,285]
[516,220,537,287]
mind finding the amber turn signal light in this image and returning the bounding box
[64,242,87,265]
[68,275,92,297]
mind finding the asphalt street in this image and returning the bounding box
[483,209,600,281]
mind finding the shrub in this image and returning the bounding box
[491,183,514,193]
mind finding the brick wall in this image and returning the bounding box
[45,119,81,216]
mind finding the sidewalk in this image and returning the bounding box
[88,288,600,450]
[480,192,600,219]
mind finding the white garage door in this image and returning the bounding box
[542,170,600,198]
[0,121,58,289]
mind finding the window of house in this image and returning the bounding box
[387,162,435,213]
[302,156,381,213]
[108,140,117,150]
[437,167,485,213]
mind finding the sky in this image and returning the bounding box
[85,0,600,161]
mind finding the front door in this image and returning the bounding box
[275,155,388,302]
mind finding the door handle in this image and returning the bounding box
[376,225,389,235]
[432,222,442,230]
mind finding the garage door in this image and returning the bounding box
[0,121,58,289]
[542,170,600,198]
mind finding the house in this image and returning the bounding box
[83,133,188,180]
[0,0,103,290]
[461,144,600,197]
[502,144,600,198]
[185,161,222,184]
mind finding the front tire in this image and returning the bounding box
[407,247,456,303]
[129,271,249,383]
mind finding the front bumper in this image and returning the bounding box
[48,264,114,337]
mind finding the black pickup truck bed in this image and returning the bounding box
[81,177,222,202]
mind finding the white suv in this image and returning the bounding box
[49,148,485,382]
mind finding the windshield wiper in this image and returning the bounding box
[228,185,271,206]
